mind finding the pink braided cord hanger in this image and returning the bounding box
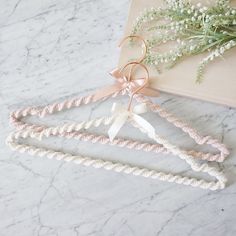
[9,87,229,162]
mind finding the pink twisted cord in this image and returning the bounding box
[9,89,229,162]
[135,94,229,161]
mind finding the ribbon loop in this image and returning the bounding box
[132,103,147,114]
[93,68,159,102]
[108,103,156,141]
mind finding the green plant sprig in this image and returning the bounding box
[132,0,236,82]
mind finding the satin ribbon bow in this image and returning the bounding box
[93,68,159,101]
[108,103,156,141]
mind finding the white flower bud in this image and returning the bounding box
[197,3,201,8]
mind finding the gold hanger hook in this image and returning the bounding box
[119,35,147,81]
[119,35,147,63]
[119,61,149,111]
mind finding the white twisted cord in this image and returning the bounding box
[134,123,226,190]
[6,113,226,190]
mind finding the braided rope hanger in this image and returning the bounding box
[7,37,229,190]
[7,62,229,190]
[9,74,229,162]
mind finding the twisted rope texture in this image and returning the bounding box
[7,88,229,190]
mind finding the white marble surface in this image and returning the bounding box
[0,0,236,235]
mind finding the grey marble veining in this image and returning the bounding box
[0,0,236,236]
